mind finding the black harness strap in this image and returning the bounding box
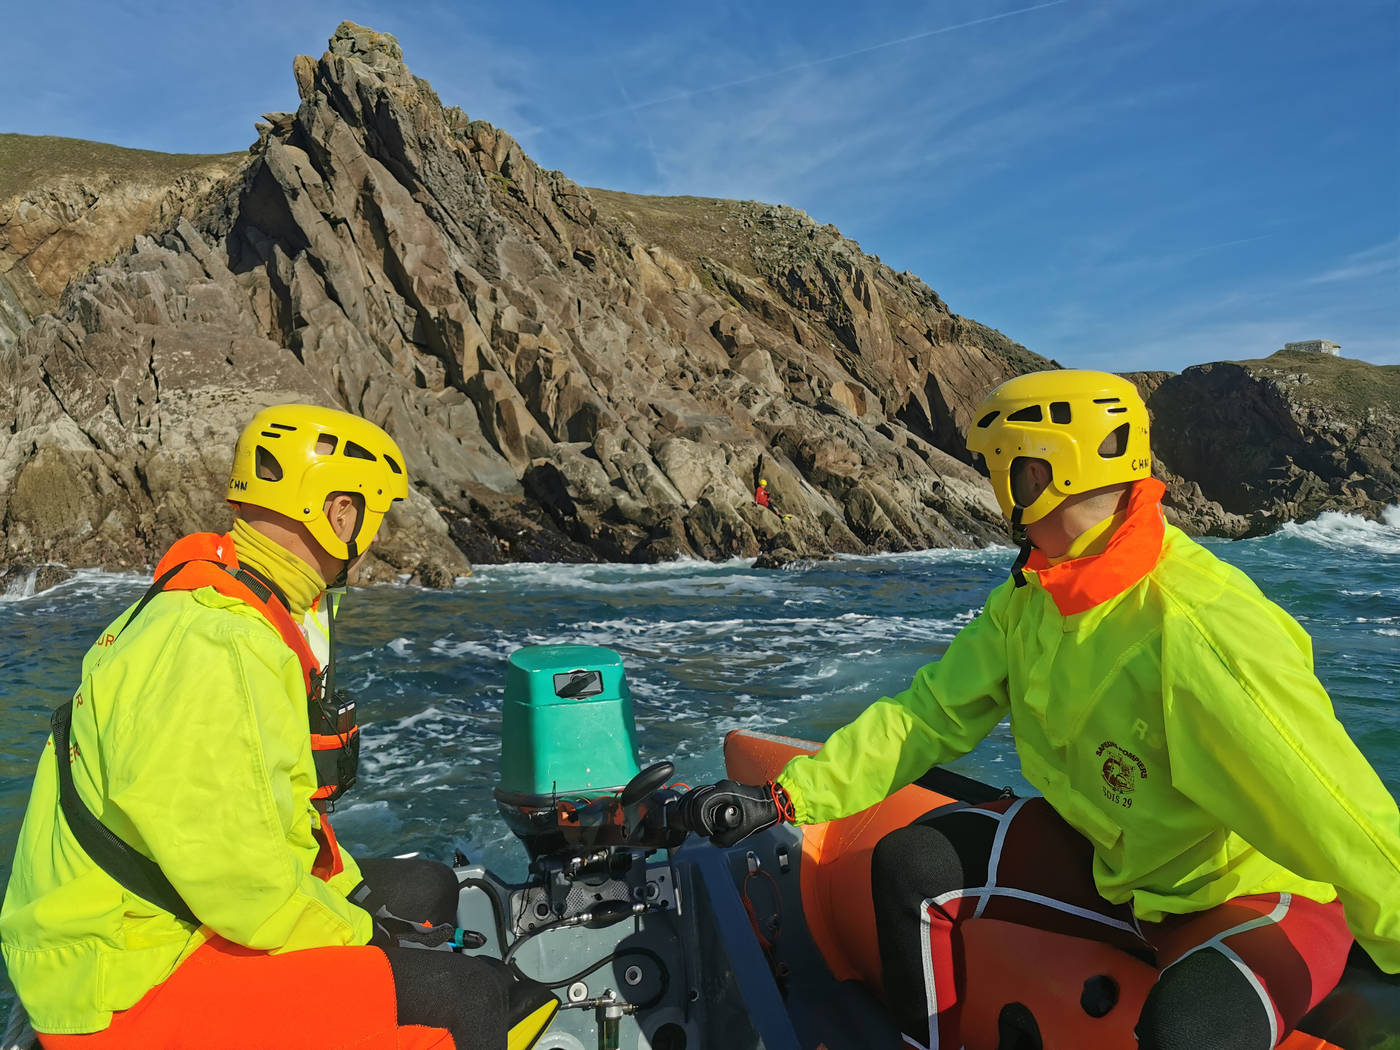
[49,557,294,928]
[231,562,291,612]
[113,560,193,643]
[51,702,199,926]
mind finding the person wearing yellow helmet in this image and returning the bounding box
[2,404,557,1050]
[754,478,773,510]
[682,370,1399,1048]
[965,370,1151,572]
[225,403,409,587]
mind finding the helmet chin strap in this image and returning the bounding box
[1009,506,1032,588]
[329,539,357,592]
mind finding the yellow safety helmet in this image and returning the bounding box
[227,404,410,560]
[965,370,1150,527]
[758,479,768,487]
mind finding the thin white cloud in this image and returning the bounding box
[1304,238,1400,286]
[518,1,1071,137]
[552,1,1128,207]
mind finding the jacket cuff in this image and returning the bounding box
[775,760,813,824]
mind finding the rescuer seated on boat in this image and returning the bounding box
[681,370,1400,1050]
[0,404,557,1050]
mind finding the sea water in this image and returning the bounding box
[1,508,1397,1018]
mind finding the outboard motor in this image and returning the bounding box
[494,644,684,865]
[495,644,638,855]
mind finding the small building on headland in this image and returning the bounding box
[1280,339,1341,356]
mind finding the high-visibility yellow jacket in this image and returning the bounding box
[779,479,1400,973]
[0,581,372,1034]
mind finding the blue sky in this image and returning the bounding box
[7,0,1398,371]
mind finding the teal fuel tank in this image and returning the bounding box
[497,644,640,797]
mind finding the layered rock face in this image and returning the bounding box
[1,23,1046,584]
[1132,354,1400,537]
[0,136,241,354]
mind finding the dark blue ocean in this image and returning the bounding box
[2,508,1398,1019]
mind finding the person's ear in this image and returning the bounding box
[325,494,360,544]
[1029,460,1053,491]
[1010,457,1053,508]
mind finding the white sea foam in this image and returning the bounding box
[1278,505,1400,555]
[381,704,448,731]
[429,637,514,660]
[464,557,755,589]
[0,567,143,604]
[834,544,1015,564]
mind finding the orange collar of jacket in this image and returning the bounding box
[1024,478,1167,616]
[154,532,320,691]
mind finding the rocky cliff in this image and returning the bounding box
[1131,353,1400,537]
[0,135,241,354]
[3,25,1394,595]
[0,23,1048,588]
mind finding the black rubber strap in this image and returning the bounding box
[51,703,199,926]
[913,765,1014,805]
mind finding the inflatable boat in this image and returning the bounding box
[4,644,1396,1050]
[464,645,1398,1050]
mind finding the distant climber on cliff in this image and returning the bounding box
[755,479,792,520]
[755,478,774,511]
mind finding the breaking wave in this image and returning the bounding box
[1276,505,1400,555]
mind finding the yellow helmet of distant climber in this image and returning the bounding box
[965,370,1151,527]
[227,404,410,560]
[759,479,768,487]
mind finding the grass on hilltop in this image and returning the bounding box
[0,134,243,202]
[588,189,771,279]
[1232,350,1400,418]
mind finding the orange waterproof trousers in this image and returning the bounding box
[38,935,454,1050]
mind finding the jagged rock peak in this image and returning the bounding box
[329,21,404,63]
[0,23,1063,587]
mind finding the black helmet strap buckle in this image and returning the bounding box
[1010,507,1032,588]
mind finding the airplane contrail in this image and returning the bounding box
[523,1,1070,135]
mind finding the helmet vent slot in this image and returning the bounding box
[976,411,1000,428]
[1049,401,1072,424]
[1006,405,1043,423]
[1099,423,1129,458]
[1092,397,1120,404]
[1106,406,1128,414]
[343,441,378,462]
[385,454,403,475]
[255,446,284,482]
